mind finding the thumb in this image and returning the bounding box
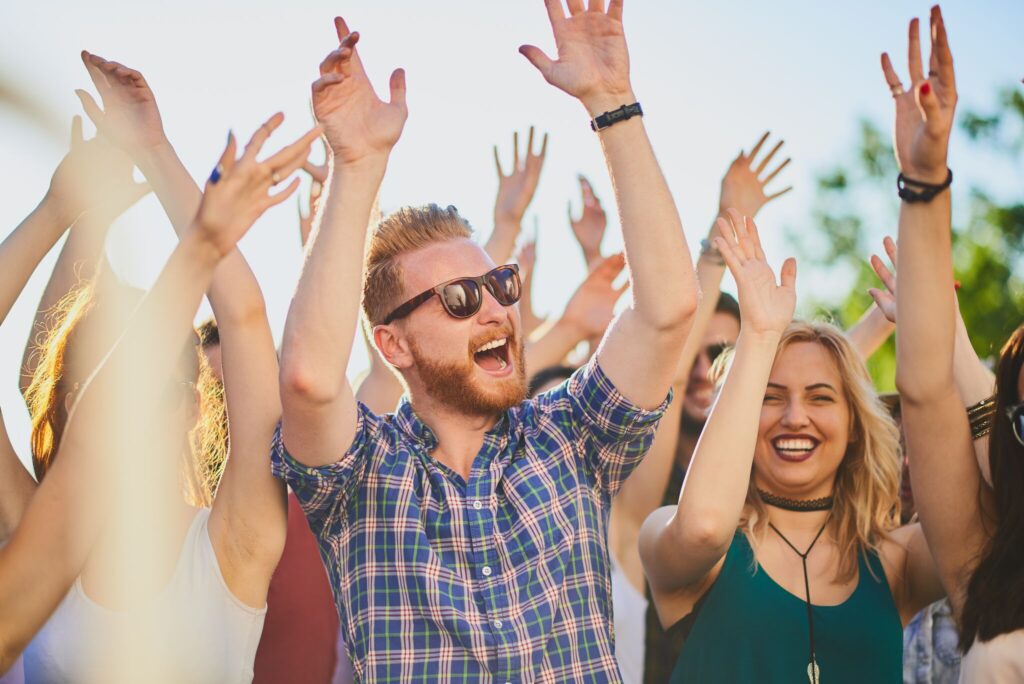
[70,115,84,148]
[74,89,104,129]
[388,68,407,109]
[518,45,554,80]
[780,257,797,290]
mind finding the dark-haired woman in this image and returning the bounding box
[888,5,1024,681]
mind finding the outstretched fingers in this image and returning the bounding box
[870,254,897,294]
[907,17,924,83]
[608,0,624,21]
[930,6,955,87]
[761,157,791,185]
[883,235,899,265]
[880,52,904,95]
[747,131,770,164]
[242,112,285,162]
[74,89,104,127]
[518,45,555,81]
[265,126,325,181]
[779,258,797,290]
[754,140,784,175]
[264,177,302,211]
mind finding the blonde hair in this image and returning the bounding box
[362,204,473,326]
[714,320,902,582]
[24,273,226,507]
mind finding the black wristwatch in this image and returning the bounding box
[590,102,643,132]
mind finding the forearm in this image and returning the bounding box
[136,141,264,322]
[895,192,955,401]
[0,198,70,323]
[281,161,384,401]
[20,217,111,396]
[847,304,896,361]
[674,332,779,540]
[0,423,35,542]
[587,100,696,330]
[483,219,520,265]
[525,317,585,374]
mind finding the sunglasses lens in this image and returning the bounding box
[487,267,522,305]
[1013,405,1024,445]
[441,280,481,318]
[706,343,728,363]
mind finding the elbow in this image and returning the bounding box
[677,512,734,552]
[279,346,345,406]
[638,293,698,336]
[895,367,955,407]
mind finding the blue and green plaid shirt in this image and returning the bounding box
[271,357,668,683]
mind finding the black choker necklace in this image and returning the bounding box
[757,488,834,512]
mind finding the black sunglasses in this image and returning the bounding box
[1007,401,1024,447]
[383,264,521,325]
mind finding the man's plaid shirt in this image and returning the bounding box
[271,357,669,683]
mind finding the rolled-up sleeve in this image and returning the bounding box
[270,401,380,537]
[565,356,671,496]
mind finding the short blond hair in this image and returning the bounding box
[363,204,473,326]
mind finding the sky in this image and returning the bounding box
[1,0,1022,471]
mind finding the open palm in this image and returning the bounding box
[714,210,796,336]
[520,0,631,107]
[313,18,407,165]
[880,8,957,180]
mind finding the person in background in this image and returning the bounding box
[887,7,1024,676]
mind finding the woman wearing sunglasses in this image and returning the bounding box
[893,7,1024,679]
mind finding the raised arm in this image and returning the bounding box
[2,119,143,540]
[514,237,546,338]
[0,124,305,671]
[867,236,995,482]
[568,175,607,269]
[279,19,407,467]
[521,0,696,408]
[640,210,796,597]
[886,8,981,616]
[486,127,547,264]
[76,54,317,600]
[524,253,628,372]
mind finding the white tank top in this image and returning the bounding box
[611,554,648,684]
[23,508,266,684]
[960,629,1024,683]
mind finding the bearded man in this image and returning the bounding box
[274,2,698,680]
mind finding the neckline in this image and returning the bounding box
[740,532,863,610]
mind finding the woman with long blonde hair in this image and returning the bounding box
[640,206,946,683]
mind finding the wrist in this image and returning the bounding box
[39,190,79,228]
[899,165,949,185]
[133,136,175,169]
[581,89,637,119]
[181,222,227,269]
[737,328,784,349]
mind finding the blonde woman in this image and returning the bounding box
[640,209,945,683]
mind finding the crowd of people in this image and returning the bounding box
[0,1,1021,682]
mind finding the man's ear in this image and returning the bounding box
[374,324,413,370]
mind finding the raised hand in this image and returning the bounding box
[714,209,796,336]
[868,236,899,323]
[519,0,632,112]
[47,115,150,225]
[313,18,407,166]
[515,238,537,281]
[718,131,792,219]
[494,126,548,227]
[193,113,320,258]
[568,175,607,267]
[880,6,957,182]
[75,52,167,156]
[562,252,630,338]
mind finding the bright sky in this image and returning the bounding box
[1,0,1022,471]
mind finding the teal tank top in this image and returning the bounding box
[669,532,902,683]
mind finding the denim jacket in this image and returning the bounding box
[903,599,962,684]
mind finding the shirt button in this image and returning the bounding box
[493,619,503,629]
[472,500,483,510]
[482,566,493,577]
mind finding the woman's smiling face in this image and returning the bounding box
[753,341,852,498]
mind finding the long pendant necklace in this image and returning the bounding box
[768,517,830,684]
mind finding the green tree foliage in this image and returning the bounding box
[789,89,1024,390]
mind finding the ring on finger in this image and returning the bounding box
[271,170,281,184]
[890,84,905,97]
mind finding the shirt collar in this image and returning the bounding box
[395,397,519,452]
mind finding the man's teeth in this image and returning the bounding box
[476,338,507,353]
[775,438,816,452]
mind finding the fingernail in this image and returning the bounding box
[920,82,931,95]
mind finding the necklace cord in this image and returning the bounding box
[768,518,829,684]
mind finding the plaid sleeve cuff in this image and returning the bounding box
[567,355,671,441]
[270,402,379,532]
